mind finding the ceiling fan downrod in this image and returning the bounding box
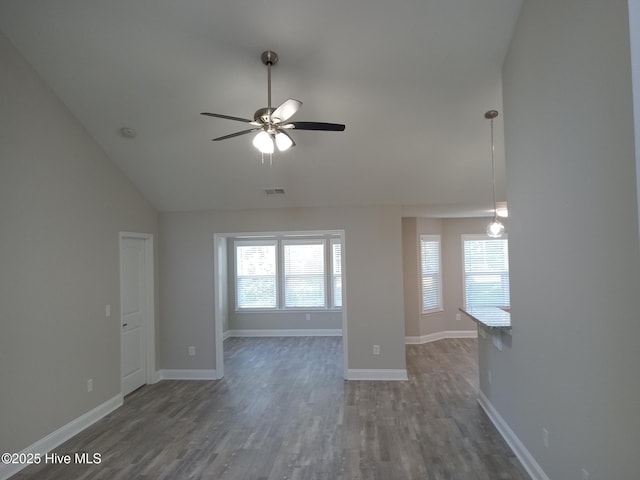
[262,50,278,113]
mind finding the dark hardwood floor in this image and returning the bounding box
[11,337,529,479]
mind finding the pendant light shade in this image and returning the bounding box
[485,110,505,238]
[487,219,505,238]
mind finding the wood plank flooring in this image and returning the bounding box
[11,337,529,479]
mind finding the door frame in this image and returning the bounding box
[119,232,156,393]
[213,230,348,380]
[213,234,227,379]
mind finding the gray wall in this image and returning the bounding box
[441,217,499,330]
[402,217,422,337]
[0,31,158,453]
[483,0,640,478]
[160,207,406,371]
[229,311,342,331]
[403,217,494,338]
[630,0,640,242]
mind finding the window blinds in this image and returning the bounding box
[283,242,326,308]
[331,240,342,308]
[420,235,442,312]
[463,237,510,308]
[235,243,277,308]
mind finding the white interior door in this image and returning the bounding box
[121,237,147,396]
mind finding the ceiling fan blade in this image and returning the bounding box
[271,99,302,123]
[288,122,346,131]
[213,128,260,141]
[201,112,256,124]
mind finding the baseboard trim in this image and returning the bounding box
[0,394,122,480]
[478,390,549,480]
[346,369,408,381]
[227,329,342,337]
[405,330,477,344]
[156,369,217,380]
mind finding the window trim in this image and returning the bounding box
[461,233,510,310]
[233,234,343,312]
[419,234,443,315]
[234,239,278,311]
[281,238,327,310]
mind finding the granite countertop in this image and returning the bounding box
[459,306,511,332]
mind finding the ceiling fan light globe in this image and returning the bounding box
[253,131,274,154]
[275,131,293,151]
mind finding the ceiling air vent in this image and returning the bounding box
[265,188,285,195]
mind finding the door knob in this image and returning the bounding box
[122,323,128,327]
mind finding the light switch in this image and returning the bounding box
[105,305,111,317]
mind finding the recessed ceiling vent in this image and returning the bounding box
[265,188,285,195]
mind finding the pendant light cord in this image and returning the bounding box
[490,115,498,220]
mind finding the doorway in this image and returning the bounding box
[213,230,348,380]
[119,232,155,396]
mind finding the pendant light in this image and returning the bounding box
[485,110,505,238]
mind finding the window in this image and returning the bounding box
[462,235,509,308]
[234,234,343,310]
[235,241,277,309]
[420,235,442,313]
[283,241,325,308]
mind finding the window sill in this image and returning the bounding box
[235,308,342,314]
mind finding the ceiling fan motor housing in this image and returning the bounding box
[254,107,275,124]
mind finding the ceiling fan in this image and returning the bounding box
[201,50,345,154]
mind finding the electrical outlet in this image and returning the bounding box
[87,379,93,392]
[581,468,589,480]
[542,428,549,448]
[189,346,195,356]
[373,345,380,355]
[105,304,111,317]
[455,313,461,321]
[305,313,311,321]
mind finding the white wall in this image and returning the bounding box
[487,1,640,478]
[160,206,406,371]
[0,31,158,453]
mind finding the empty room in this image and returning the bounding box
[1,1,639,479]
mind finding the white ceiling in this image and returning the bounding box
[0,0,522,214]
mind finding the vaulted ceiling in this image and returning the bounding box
[0,0,522,214]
